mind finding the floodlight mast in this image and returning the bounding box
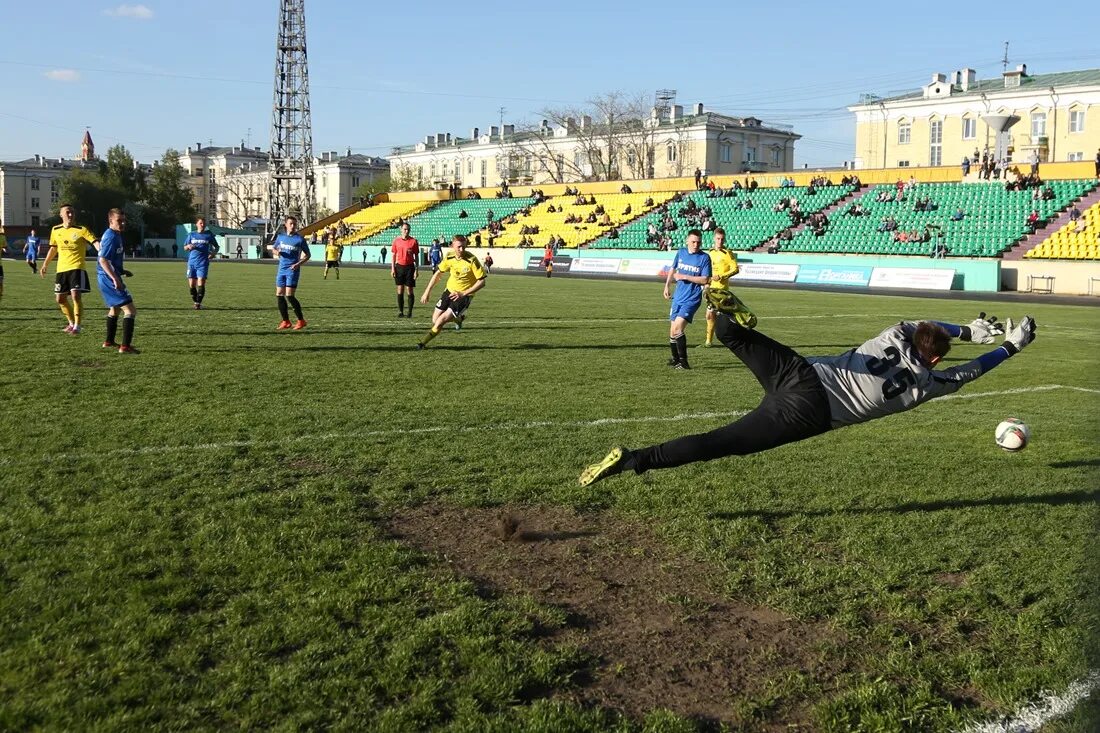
[267,0,315,240]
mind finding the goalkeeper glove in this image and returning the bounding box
[1001,316,1037,355]
[960,312,1004,344]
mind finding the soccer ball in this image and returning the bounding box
[995,418,1030,452]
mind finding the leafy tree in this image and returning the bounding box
[353,173,392,200]
[104,144,142,198]
[144,149,196,237]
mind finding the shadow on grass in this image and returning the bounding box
[1049,458,1100,468]
[186,343,672,353]
[708,488,1100,521]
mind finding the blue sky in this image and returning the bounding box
[2,0,1099,168]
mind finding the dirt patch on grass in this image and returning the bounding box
[387,504,842,728]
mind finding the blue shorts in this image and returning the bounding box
[276,269,301,288]
[669,299,702,323]
[98,276,133,308]
[186,263,209,279]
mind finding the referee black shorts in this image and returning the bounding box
[435,290,471,318]
[393,263,416,287]
[54,269,90,294]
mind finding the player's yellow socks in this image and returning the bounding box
[420,326,441,345]
[59,300,74,324]
[704,319,715,345]
[72,300,82,326]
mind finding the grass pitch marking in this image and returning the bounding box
[957,670,1100,733]
[4,384,1097,468]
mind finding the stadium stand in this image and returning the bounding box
[477,193,672,249]
[782,180,1097,257]
[332,201,436,244]
[358,197,537,247]
[1025,199,1100,260]
[589,185,857,250]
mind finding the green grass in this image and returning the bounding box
[1,260,1097,731]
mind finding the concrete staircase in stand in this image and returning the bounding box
[1001,185,1100,260]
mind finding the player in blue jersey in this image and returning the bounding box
[183,218,217,309]
[24,229,40,273]
[97,209,139,354]
[428,238,443,272]
[267,215,311,330]
[662,229,712,369]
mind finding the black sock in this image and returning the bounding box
[196,285,205,303]
[277,295,290,321]
[106,315,118,343]
[669,338,680,364]
[397,293,404,314]
[287,295,303,321]
[405,293,413,316]
[676,334,689,365]
[122,316,134,346]
[29,261,37,273]
[189,286,198,302]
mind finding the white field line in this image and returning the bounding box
[3,384,1097,468]
[957,670,1100,733]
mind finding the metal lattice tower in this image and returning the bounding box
[267,0,315,237]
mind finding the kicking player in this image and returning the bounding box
[323,237,342,280]
[40,204,99,334]
[391,222,419,317]
[663,229,712,369]
[700,227,755,347]
[183,217,216,309]
[267,216,311,330]
[580,305,1033,486]
[416,234,486,350]
[97,208,139,354]
[24,228,40,273]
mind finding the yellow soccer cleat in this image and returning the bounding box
[705,289,758,329]
[579,447,626,487]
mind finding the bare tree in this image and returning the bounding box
[618,92,659,180]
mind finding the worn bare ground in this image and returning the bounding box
[386,504,844,729]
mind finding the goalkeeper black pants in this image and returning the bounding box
[627,315,833,473]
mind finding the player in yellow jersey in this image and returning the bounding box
[40,204,100,335]
[323,238,342,280]
[700,227,756,347]
[416,234,486,349]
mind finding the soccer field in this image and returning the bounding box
[1,260,1097,732]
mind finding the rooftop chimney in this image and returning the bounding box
[471,126,479,139]
[503,124,514,136]
[960,68,976,91]
[490,125,500,137]
[694,102,704,115]
[670,105,683,122]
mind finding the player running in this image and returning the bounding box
[323,237,342,280]
[40,204,100,335]
[24,229,40,273]
[267,216,311,330]
[391,222,419,318]
[700,227,755,347]
[416,234,486,350]
[663,229,712,369]
[580,305,1033,486]
[183,218,216,309]
[97,208,139,354]
[428,238,443,273]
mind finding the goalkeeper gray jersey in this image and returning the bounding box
[806,321,984,428]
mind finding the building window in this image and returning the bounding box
[1031,112,1047,138]
[666,144,677,163]
[1069,110,1085,133]
[31,197,40,209]
[897,160,910,167]
[51,189,59,204]
[30,178,40,190]
[467,159,473,174]
[719,143,731,163]
[352,175,360,188]
[745,147,756,163]
[429,162,436,178]
[962,118,976,139]
[898,122,911,145]
[772,148,781,166]
[929,120,943,167]
[1067,152,1083,161]
[31,215,40,226]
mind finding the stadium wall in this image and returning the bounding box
[1000,259,1100,295]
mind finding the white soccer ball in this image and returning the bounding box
[995,418,1030,452]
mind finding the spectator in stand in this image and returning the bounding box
[1041,185,1055,201]
[647,222,659,244]
[1095,149,1100,178]
[694,168,702,189]
[585,211,598,224]
[962,156,971,176]
[622,203,632,216]
[458,209,468,218]
[598,212,612,227]
[951,208,966,221]
[620,183,633,194]
[1026,210,1040,234]
[644,196,654,207]
[1069,205,1082,222]
[1029,150,1040,176]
